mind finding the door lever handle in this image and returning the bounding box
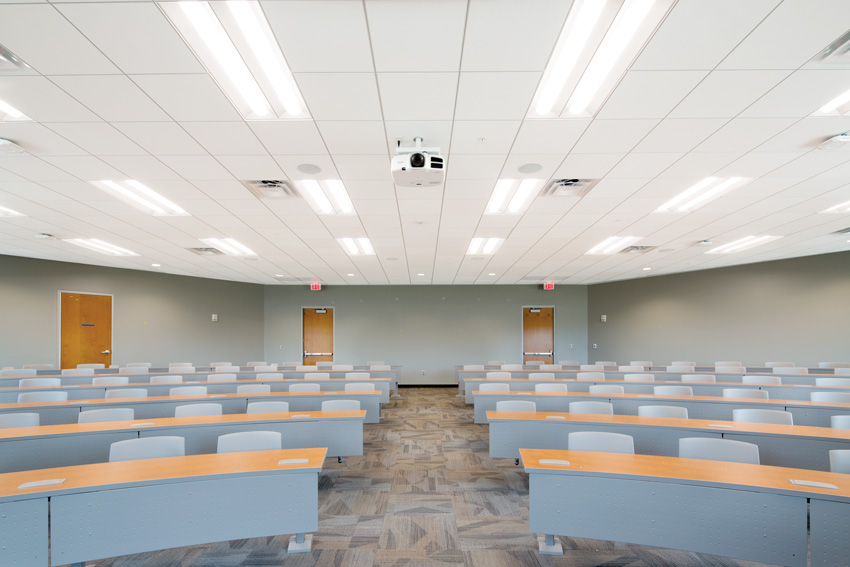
[101,350,111,355]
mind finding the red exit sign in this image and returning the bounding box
[310,282,322,291]
[543,281,554,290]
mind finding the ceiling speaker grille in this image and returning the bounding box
[540,178,598,198]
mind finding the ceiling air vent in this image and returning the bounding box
[241,179,299,199]
[539,178,598,198]
[833,226,850,234]
[187,247,224,256]
[619,246,657,254]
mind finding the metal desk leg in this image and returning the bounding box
[287,532,313,553]
[537,533,563,555]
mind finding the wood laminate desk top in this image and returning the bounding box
[0,447,327,502]
[520,448,850,501]
[0,377,391,391]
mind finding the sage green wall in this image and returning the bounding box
[264,285,588,384]
[0,255,265,368]
[587,251,850,366]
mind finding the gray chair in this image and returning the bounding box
[495,400,536,412]
[742,375,781,385]
[92,376,129,385]
[345,382,375,391]
[630,361,652,367]
[774,367,808,374]
[77,363,105,369]
[539,364,561,371]
[169,362,193,368]
[170,386,207,396]
[535,383,567,393]
[716,366,745,373]
[0,413,39,428]
[125,362,152,368]
[174,403,222,417]
[216,431,281,453]
[589,384,624,394]
[306,372,330,380]
[18,378,61,388]
[214,365,240,372]
[580,365,604,371]
[831,415,850,429]
[207,373,237,382]
[1,369,37,376]
[322,399,360,411]
[486,371,511,379]
[715,361,741,367]
[568,431,634,454]
[105,388,148,398]
[123,367,150,374]
[345,372,370,379]
[237,384,271,394]
[247,401,290,413]
[679,437,759,464]
[501,364,524,371]
[811,391,850,403]
[624,373,654,381]
[151,375,183,384]
[528,372,555,380]
[576,372,605,380]
[722,388,769,399]
[18,391,68,403]
[765,361,794,368]
[820,362,850,369]
[654,385,693,396]
[78,408,135,424]
[247,361,268,367]
[109,436,185,462]
[332,364,354,371]
[569,401,613,415]
[816,377,850,387]
[682,374,715,383]
[61,368,94,375]
[254,365,278,372]
[256,372,284,380]
[672,361,696,367]
[211,361,233,367]
[638,405,688,419]
[667,366,695,372]
[289,383,320,392]
[463,364,485,371]
[478,383,509,392]
[732,408,793,425]
[619,365,644,371]
[830,450,850,474]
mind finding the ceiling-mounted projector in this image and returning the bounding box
[391,137,444,187]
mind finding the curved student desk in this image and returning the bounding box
[0,448,326,567]
[471,390,850,426]
[521,448,850,566]
[0,390,383,424]
[0,377,392,404]
[0,410,365,474]
[487,411,850,472]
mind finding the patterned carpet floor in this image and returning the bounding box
[80,387,777,567]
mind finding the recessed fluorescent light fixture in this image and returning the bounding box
[337,237,374,256]
[705,235,782,254]
[816,87,850,116]
[485,179,545,214]
[159,1,307,120]
[90,180,189,216]
[0,97,31,122]
[64,238,138,256]
[0,205,24,217]
[295,179,355,215]
[822,200,850,213]
[655,177,750,213]
[529,0,674,118]
[586,236,641,255]
[199,237,256,256]
[467,237,504,255]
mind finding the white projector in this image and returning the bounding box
[391,137,444,187]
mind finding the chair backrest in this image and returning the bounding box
[214,365,240,372]
[630,361,652,367]
[207,373,237,382]
[109,436,185,462]
[106,388,148,398]
[580,364,604,371]
[831,415,850,429]
[765,361,794,368]
[568,431,634,454]
[732,408,793,425]
[92,376,129,385]
[816,378,850,387]
[180,368,197,373]
[61,368,94,375]
[237,384,271,394]
[23,364,54,370]
[558,360,579,366]
[307,372,330,380]
[501,364,523,370]
[535,383,568,393]
[837,368,850,375]
[174,403,222,417]
[666,366,695,372]
[742,375,781,385]
[366,360,384,366]
[589,385,624,394]
[370,364,391,370]
[525,360,544,366]
[671,361,695,367]
[619,365,643,371]
[528,372,555,380]
[478,383,509,392]
[345,372,370,379]
[811,391,850,403]
[820,362,850,369]
[170,386,207,396]
[211,362,233,367]
[715,361,741,367]
[289,383,320,392]
[316,361,333,368]
[576,372,605,380]
[623,373,654,382]
[125,362,152,368]
[715,366,745,373]
[463,364,485,370]
[486,371,511,379]
[654,385,693,396]
[679,437,759,464]
[638,405,688,419]
[595,361,617,368]
[722,388,769,399]
[247,401,290,413]
[830,450,850,473]
[247,361,268,367]
[539,364,562,371]
[0,412,40,428]
[569,401,613,415]
[345,382,376,391]
[681,374,715,383]
[216,431,281,453]
[122,367,150,374]
[78,408,135,424]
[322,399,360,411]
[151,375,183,384]
[296,365,316,372]
[18,391,68,403]
[487,360,505,366]
[169,362,192,367]
[256,372,284,380]
[774,367,808,374]
[19,378,61,388]
[495,400,536,412]
[332,364,354,371]
[77,363,105,369]
[1,368,37,376]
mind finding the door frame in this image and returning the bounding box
[521,305,556,363]
[300,305,335,363]
[57,290,115,367]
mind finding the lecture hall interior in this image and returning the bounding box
[1,0,850,566]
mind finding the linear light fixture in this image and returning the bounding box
[0,97,31,122]
[159,1,307,120]
[337,237,374,256]
[199,237,256,256]
[90,180,189,216]
[295,179,355,215]
[467,237,504,255]
[822,200,850,213]
[586,236,641,255]
[485,179,545,214]
[64,238,139,256]
[817,87,850,115]
[0,205,24,217]
[529,0,673,119]
[655,177,750,213]
[705,235,782,255]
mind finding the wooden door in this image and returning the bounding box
[523,307,554,364]
[302,307,333,365]
[60,292,112,369]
